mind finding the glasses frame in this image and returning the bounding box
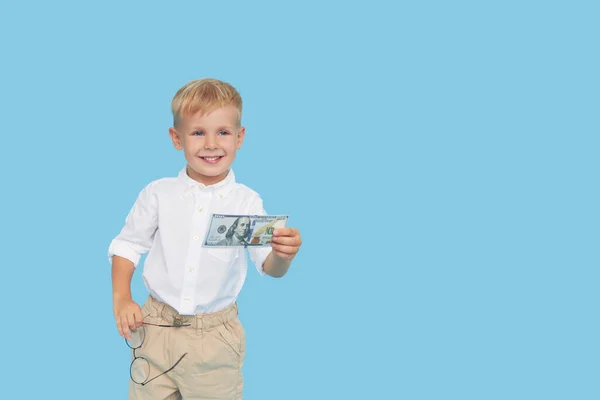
[126,320,191,386]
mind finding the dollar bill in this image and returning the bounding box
[203,214,289,247]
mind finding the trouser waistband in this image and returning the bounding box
[143,295,238,330]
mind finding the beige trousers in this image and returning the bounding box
[128,296,246,400]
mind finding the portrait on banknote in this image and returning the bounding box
[216,216,251,246]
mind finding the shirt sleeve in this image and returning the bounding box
[107,182,158,268]
[246,194,272,276]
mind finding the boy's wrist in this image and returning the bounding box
[113,292,132,302]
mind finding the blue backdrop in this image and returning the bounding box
[1,1,598,399]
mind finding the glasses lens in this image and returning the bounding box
[126,326,145,349]
[130,357,150,384]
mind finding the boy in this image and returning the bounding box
[108,78,302,400]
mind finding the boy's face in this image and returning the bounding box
[169,105,245,185]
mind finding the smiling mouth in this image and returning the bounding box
[200,156,224,164]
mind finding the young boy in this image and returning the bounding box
[108,78,302,400]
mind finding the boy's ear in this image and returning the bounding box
[169,128,183,150]
[236,126,246,149]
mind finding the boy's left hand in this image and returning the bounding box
[270,228,302,260]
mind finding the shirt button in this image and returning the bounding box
[218,194,223,199]
[184,297,191,303]
[193,236,200,240]
[197,207,203,212]
[188,267,194,272]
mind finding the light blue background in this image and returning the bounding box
[1,1,598,399]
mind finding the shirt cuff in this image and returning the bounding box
[249,246,271,276]
[108,239,142,267]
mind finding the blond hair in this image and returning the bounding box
[171,78,243,127]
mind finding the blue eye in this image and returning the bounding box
[193,131,204,136]
[219,130,230,135]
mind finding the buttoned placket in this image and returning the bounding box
[179,184,212,314]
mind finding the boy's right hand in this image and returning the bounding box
[113,297,143,341]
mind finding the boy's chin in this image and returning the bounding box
[187,164,231,183]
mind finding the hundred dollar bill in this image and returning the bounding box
[203,214,289,247]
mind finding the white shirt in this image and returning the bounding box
[108,167,271,315]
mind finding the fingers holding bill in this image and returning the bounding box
[270,235,302,246]
[271,244,300,260]
[271,247,296,260]
[273,227,300,238]
[271,227,302,260]
[272,228,302,246]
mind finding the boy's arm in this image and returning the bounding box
[262,252,291,278]
[112,255,135,301]
[112,255,143,340]
[108,182,158,339]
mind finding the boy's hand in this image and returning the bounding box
[270,228,302,260]
[113,297,143,341]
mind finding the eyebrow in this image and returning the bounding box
[189,126,235,132]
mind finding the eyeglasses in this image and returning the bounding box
[125,321,191,385]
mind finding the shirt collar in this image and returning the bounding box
[177,166,236,198]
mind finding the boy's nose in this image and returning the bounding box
[204,135,218,149]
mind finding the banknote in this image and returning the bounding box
[203,214,289,247]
